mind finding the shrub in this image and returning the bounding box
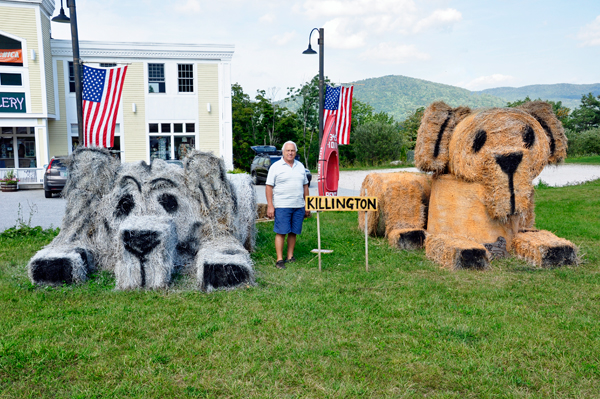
[352,122,406,165]
[566,127,600,157]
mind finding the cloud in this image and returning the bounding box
[359,43,430,64]
[259,13,275,23]
[301,0,416,17]
[577,15,600,47]
[298,1,462,52]
[272,31,297,46]
[175,0,201,13]
[460,74,516,91]
[413,8,462,33]
[323,18,367,49]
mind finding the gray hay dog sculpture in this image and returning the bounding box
[28,147,256,291]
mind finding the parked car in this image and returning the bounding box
[250,145,312,186]
[43,156,68,198]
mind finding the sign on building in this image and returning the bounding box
[0,92,26,113]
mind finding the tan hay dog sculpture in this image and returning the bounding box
[28,147,256,291]
[359,101,577,270]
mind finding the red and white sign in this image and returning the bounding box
[0,49,23,64]
[317,115,340,197]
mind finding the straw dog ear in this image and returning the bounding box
[517,101,567,164]
[414,102,472,173]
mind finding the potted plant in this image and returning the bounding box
[0,169,19,192]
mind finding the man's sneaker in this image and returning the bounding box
[285,257,296,264]
[276,260,286,269]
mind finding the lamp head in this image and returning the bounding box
[52,1,70,23]
[302,43,317,55]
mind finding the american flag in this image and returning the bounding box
[82,64,128,147]
[323,85,354,145]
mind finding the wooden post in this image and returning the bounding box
[365,189,369,272]
[317,211,322,272]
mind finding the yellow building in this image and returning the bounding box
[0,0,234,187]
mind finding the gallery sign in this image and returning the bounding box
[0,92,26,113]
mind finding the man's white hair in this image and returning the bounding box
[282,141,298,152]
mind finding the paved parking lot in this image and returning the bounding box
[2,164,599,232]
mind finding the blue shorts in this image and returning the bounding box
[274,207,305,235]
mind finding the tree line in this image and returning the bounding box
[232,75,419,171]
[232,77,600,171]
[507,93,600,157]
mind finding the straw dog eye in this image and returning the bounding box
[115,194,135,218]
[472,129,487,153]
[522,125,535,149]
[158,193,178,214]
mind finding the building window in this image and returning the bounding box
[149,122,196,161]
[0,73,22,86]
[0,34,23,67]
[148,63,165,93]
[0,127,37,168]
[69,123,121,159]
[68,61,75,93]
[178,64,194,93]
[100,63,116,67]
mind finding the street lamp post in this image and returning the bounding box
[52,0,84,147]
[303,28,324,144]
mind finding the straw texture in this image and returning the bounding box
[513,230,577,267]
[375,100,577,270]
[358,172,431,237]
[27,147,255,291]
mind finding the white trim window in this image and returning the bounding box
[0,126,37,168]
[70,123,122,159]
[178,64,194,93]
[68,61,76,93]
[149,122,196,161]
[0,72,22,86]
[148,63,165,93]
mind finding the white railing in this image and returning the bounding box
[0,168,45,185]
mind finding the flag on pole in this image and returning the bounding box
[323,85,354,145]
[82,64,128,147]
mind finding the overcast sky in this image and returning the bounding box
[50,0,600,100]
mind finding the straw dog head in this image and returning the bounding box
[415,101,567,222]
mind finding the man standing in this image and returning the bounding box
[266,141,310,269]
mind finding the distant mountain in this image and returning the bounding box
[349,75,506,121]
[278,76,600,121]
[280,75,508,121]
[476,84,600,110]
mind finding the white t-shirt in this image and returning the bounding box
[266,158,309,208]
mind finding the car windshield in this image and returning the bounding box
[51,159,66,169]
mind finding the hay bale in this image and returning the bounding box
[414,102,472,173]
[518,101,568,164]
[425,234,490,270]
[27,147,255,291]
[427,175,521,249]
[227,173,257,251]
[256,203,269,219]
[513,230,577,267]
[358,172,431,237]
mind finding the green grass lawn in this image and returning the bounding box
[1,180,600,397]
[565,155,600,164]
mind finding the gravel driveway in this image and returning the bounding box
[2,164,599,232]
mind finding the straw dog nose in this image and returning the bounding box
[494,152,523,175]
[122,230,160,260]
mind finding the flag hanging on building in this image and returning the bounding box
[82,64,128,147]
[323,85,353,145]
